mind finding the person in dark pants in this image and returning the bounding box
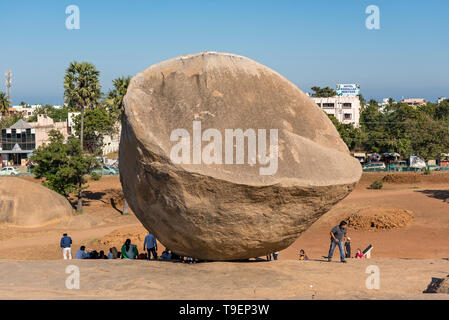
[327,221,348,263]
[143,233,158,260]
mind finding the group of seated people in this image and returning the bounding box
[75,239,197,263]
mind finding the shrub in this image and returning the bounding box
[90,172,101,181]
[369,180,383,189]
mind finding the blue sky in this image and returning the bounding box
[0,0,448,105]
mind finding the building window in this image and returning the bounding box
[344,113,352,120]
[322,103,335,108]
[316,103,321,107]
[343,103,352,108]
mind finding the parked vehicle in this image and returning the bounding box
[90,165,118,176]
[408,155,426,170]
[0,166,20,176]
[362,162,386,172]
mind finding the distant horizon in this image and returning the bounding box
[1,1,448,105]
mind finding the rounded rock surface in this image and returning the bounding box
[120,52,361,260]
[0,177,73,226]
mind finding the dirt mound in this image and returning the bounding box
[382,174,421,184]
[100,226,149,249]
[346,207,413,231]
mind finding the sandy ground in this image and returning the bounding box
[0,173,448,299]
[0,258,447,299]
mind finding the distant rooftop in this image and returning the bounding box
[10,119,32,129]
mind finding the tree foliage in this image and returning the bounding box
[329,99,449,160]
[0,113,24,129]
[0,91,10,115]
[104,76,130,122]
[311,86,337,97]
[73,107,116,154]
[28,105,69,122]
[31,130,99,201]
[64,62,101,111]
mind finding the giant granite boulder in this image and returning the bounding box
[120,52,362,260]
[0,177,72,226]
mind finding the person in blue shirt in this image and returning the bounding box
[143,233,158,260]
[60,233,72,260]
[75,246,87,259]
[161,249,172,261]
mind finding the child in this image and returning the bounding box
[298,249,309,261]
[355,248,364,259]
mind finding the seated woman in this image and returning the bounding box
[298,249,309,261]
[355,248,364,259]
[121,239,139,259]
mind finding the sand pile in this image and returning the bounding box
[382,173,421,184]
[346,207,413,231]
[100,226,148,248]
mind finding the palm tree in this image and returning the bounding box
[0,92,10,116]
[105,76,131,215]
[105,76,131,122]
[63,61,101,212]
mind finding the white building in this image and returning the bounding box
[310,96,361,127]
[9,104,42,118]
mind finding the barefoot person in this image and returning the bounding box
[60,233,72,260]
[327,221,348,263]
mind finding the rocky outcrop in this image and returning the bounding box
[120,52,361,260]
[0,177,72,226]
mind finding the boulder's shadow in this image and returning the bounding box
[416,189,449,203]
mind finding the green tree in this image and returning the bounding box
[73,107,116,154]
[327,114,364,151]
[31,130,100,211]
[28,105,69,123]
[64,61,102,151]
[0,92,10,115]
[311,86,336,97]
[104,76,131,121]
[0,113,24,129]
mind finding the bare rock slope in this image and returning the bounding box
[0,177,72,226]
[120,52,361,260]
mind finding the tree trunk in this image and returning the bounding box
[76,188,83,213]
[77,108,85,213]
[122,200,129,215]
[80,107,85,151]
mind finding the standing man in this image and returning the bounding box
[327,221,348,263]
[143,232,158,260]
[60,233,72,260]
